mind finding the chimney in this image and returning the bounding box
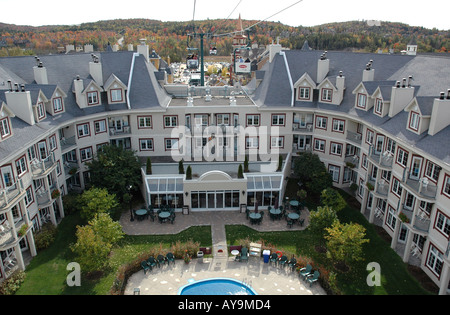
[269,42,282,63]
[428,89,450,136]
[388,78,415,118]
[137,38,149,63]
[89,54,103,86]
[316,52,329,83]
[73,75,87,108]
[5,84,35,125]
[362,60,375,81]
[33,57,48,85]
[335,71,346,104]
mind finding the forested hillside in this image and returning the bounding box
[0,19,448,61]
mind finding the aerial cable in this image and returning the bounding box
[213,0,304,38]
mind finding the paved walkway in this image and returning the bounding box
[120,209,309,258]
[120,208,326,295]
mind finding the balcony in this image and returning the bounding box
[31,153,57,178]
[109,125,131,136]
[402,168,437,200]
[292,123,313,133]
[0,218,29,251]
[60,136,77,153]
[399,207,431,233]
[0,179,25,211]
[368,146,393,168]
[346,131,362,145]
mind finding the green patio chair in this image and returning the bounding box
[307,270,320,287]
[269,253,278,265]
[166,252,175,265]
[141,261,151,274]
[278,255,288,267]
[157,254,166,267]
[288,257,297,271]
[299,264,312,280]
[147,256,158,269]
[239,247,249,262]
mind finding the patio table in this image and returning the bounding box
[289,200,300,207]
[269,208,282,220]
[135,209,148,221]
[158,211,171,219]
[288,213,300,220]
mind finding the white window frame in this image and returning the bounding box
[332,119,345,133]
[271,137,284,148]
[0,117,11,139]
[435,211,450,238]
[164,116,178,128]
[330,142,343,156]
[53,97,63,113]
[138,116,153,129]
[139,139,154,151]
[246,114,260,127]
[94,120,107,134]
[426,244,444,277]
[77,123,90,138]
[314,139,325,152]
[357,93,367,108]
[80,147,93,162]
[87,91,99,105]
[397,148,409,167]
[409,112,420,131]
[298,87,310,100]
[271,114,285,126]
[110,89,123,102]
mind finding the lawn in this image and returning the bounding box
[226,186,433,295]
[15,211,212,295]
[15,183,434,295]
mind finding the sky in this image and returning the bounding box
[1,0,449,30]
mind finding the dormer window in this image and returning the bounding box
[321,89,333,102]
[374,98,383,115]
[110,89,123,103]
[36,102,46,120]
[53,97,63,113]
[0,117,11,139]
[357,93,367,109]
[409,111,420,131]
[87,91,99,106]
[298,87,310,100]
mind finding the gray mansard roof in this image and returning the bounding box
[250,50,450,165]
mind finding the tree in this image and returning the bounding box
[244,155,249,173]
[146,157,152,175]
[70,213,124,274]
[179,159,184,174]
[186,165,192,180]
[308,206,339,246]
[79,187,119,221]
[71,224,111,274]
[293,152,332,196]
[325,221,370,268]
[238,164,244,179]
[87,145,141,200]
[320,188,346,213]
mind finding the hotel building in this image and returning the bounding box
[0,39,449,294]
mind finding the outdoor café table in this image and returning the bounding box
[249,212,261,224]
[159,211,171,219]
[289,200,300,207]
[231,250,240,260]
[269,208,282,220]
[135,209,147,220]
[287,212,300,221]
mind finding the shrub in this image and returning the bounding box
[34,223,57,251]
[0,270,26,295]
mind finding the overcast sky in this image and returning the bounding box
[1,0,448,30]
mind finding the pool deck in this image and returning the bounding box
[124,255,326,295]
[121,208,326,295]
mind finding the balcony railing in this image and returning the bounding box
[368,146,393,168]
[402,168,437,200]
[0,218,27,250]
[0,178,25,211]
[31,152,56,178]
[60,136,77,153]
[292,123,313,133]
[109,125,131,136]
[400,206,431,233]
[346,131,362,145]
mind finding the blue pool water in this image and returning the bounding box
[178,278,257,295]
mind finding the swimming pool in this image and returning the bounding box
[178,278,257,295]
